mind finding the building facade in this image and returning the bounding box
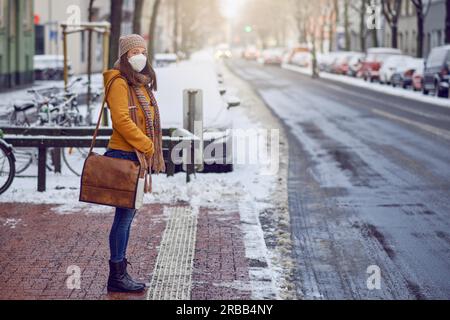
[34,0,135,75]
[384,0,447,57]
[0,0,35,90]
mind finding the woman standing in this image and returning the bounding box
[102,34,165,293]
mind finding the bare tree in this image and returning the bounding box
[148,0,161,62]
[172,0,180,53]
[109,0,123,69]
[133,0,144,34]
[370,0,380,48]
[331,0,339,51]
[344,0,351,50]
[292,0,309,44]
[381,0,402,48]
[351,0,369,52]
[411,0,432,58]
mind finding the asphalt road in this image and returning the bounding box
[226,58,450,300]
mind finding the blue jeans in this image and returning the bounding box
[103,148,139,263]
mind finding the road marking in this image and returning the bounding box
[372,108,450,141]
[146,206,198,300]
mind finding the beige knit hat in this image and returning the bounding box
[114,34,147,67]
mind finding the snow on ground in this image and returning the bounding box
[0,50,292,299]
[282,63,450,109]
[220,59,296,300]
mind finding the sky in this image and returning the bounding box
[220,0,244,20]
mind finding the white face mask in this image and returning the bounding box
[128,54,147,72]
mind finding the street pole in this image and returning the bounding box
[102,28,110,126]
[62,25,68,92]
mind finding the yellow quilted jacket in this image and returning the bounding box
[103,69,154,157]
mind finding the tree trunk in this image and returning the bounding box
[359,0,367,52]
[173,0,179,52]
[148,0,162,63]
[109,0,123,69]
[372,29,379,47]
[320,20,325,53]
[391,23,398,48]
[381,0,402,49]
[344,0,351,51]
[329,0,339,51]
[133,0,144,34]
[446,0,450,43]
[417,13,424,57]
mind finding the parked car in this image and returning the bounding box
[260,48,285,65]
[391,58,424,89]
[412,63,424,91]
[331,51,363,75]
[346,53,365,77]
[290,50,312,68]
[379,55,413,84]
[319,52,346,73]
[283,45,310,65]
[359,47,402,82]
[422,45,450,97]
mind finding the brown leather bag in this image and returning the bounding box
[79,75,148,209]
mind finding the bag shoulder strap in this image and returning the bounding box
[88,74,147,173]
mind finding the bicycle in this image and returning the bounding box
[0,129,16,195]
[61,86,105,176]
[8,77,83,127]
[6,77,86,173]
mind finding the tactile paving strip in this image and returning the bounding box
[146,206,198,300]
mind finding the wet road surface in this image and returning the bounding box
[226,58,450,299]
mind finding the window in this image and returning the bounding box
[35,24,45,54]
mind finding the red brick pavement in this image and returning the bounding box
[0,202,251,300]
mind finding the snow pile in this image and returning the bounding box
[282,63,450,109]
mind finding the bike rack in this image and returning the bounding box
[1,126,198,192]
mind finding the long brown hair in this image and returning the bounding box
[119,53,158,91]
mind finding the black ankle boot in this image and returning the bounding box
[107,260,145,293]
[123,258,147,288]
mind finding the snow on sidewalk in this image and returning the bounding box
[282,63,450,109]
[0,51,294,300]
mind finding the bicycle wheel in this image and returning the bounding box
[62,147,106,176]
[14,148,56,174]
[0,143,15,195]
[13,147,34,174]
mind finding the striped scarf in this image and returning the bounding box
[131,81,165,175]
[132,79,164,194]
